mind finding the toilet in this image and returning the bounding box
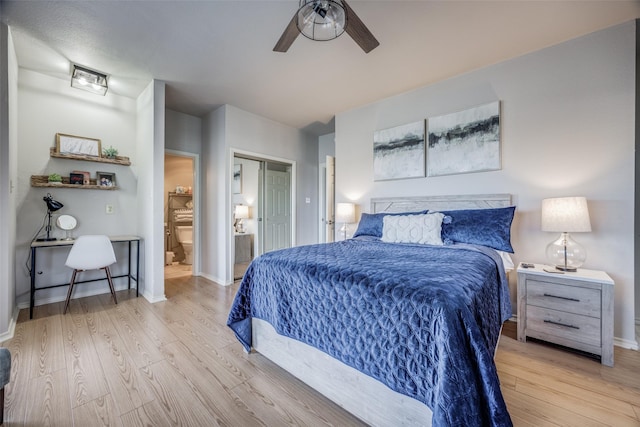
[175,225,193,265]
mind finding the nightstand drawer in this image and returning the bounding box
[526,280,601,318]
[527,305,601,347]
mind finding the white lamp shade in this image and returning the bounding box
[336,202,355,224]
[541,197,591,233]
[234,205,250,219]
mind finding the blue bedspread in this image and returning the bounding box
[227,238,513,426]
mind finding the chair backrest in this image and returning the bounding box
[65,235,116,270]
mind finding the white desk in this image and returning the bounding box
[30,235,141,319]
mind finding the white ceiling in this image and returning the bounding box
[2,1,639,135]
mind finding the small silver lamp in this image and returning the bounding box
[234,205,250,234]
[541,196,592,272]
[336,202,355,240]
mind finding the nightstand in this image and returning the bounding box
[517,263,614,366]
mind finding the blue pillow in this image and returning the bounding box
[439,206,515,253]
[353,210,428,238]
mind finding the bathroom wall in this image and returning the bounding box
[164,154,194,218]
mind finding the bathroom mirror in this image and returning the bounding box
[56,214,77,240]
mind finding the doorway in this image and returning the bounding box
[233,152,294,279]
[164,151,198,279]
[318,155,335,243]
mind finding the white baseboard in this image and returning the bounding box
[0,306,20,344]
[16,283,138,310]
[614,337,639,351]
[142,291,167,303]
[198,272,228,286]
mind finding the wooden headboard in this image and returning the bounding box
[371,194,512,213]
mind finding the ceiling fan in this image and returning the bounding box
[274,0,379,54]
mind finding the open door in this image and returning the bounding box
[325,155,335,243]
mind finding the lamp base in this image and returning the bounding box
[554,264,577,272]
[545,232,586,272]
[35,237,57,242]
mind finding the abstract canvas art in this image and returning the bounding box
[233,164,242,194]
[427,101,501,177]
[373,121,425,181]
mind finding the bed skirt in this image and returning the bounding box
[252,318,434,426]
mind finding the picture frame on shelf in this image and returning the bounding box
[72,170,91,185]
[97,171,116,187]
[69,173,85,185]
[56,133,102,157]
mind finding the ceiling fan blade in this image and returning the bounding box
[342,0,379,53]
[274,13,300,52]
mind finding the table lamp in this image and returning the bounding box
[541,196,591,272]
[37,193,64,241]
[336,202,355,240]
[234,205,250,233]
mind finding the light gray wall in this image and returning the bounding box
[335,21,637,346]
[165,109,202,155]
[636,20,640,331]
[135,79,166,302]
[201,105,227,285]
[200,104,318,285]
[14,69,139,308]
[225,105,318,248]
[0,22,18,339]
[319,132,335,160]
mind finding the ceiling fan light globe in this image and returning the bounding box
[297,0,346,41]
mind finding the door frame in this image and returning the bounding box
[229,149,296,281]
[165,149,200,275]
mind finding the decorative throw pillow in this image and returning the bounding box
[439,206,516,253]
[381,212,445,245]
[353,210,428,238]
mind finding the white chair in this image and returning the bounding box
[63,235,118,314]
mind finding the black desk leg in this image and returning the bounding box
[136,240,140,297]
[30,246,36,319]
[127,241,132,290]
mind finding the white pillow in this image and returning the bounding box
[381,213,445,245]
[496,251,515,271]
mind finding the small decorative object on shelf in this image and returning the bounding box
[72,170,90,185]
[102,145,119,159]
[97,171,116,187]
[69,173,84,185]
[49,147,131,166]
[48,173,62,184]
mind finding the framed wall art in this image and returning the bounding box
[373,121,425,181]
[233,164,242,194]
[97,171,116,187]
[56,133,101,157]
[427,101,501,177]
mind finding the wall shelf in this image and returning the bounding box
[30,175,118,190]
[49,147,131,166]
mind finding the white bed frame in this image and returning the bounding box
[251,194,512,426]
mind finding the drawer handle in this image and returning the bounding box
[544,319,580,329]
[543,293,580,302]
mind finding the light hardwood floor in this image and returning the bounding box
[1,275,639,426]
